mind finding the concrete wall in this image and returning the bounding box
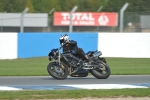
[0,32,150,59]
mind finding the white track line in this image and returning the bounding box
[0,86,22,91]
[0,84,148,91]
[63,84,148,89]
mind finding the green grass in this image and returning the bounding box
[106,58,150,75]
[0,88,150,99]
[0,57,49,76]
[0,57,150,76]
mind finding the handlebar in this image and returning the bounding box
[51,47,62,52]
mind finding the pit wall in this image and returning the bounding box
[0,32,150,59]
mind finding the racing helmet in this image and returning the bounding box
[59,34,70,46]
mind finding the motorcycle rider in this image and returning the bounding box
[59,34,89,60]
[59,34,92,73]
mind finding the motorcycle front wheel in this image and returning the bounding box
[47,62,68,80]
[90,61,111,79]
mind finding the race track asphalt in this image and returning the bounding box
[0,75,150,90]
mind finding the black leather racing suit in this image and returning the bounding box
[62,40,87,59]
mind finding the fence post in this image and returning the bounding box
[69,6,78,32]
[48,8,55,32]
[97,6,103,12]
[120,3,129,33]
[20,8,29,33]
[97,6,103,31]
[0,20,2,32]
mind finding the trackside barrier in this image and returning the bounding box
[98,33,150,58]
[1,32,150,59]
[0,33,18,59]
[18,32,98,58]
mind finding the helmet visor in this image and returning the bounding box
[60,39,64,43]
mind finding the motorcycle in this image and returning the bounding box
[47,47,111,80]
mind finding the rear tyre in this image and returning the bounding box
[90,61,111,79]
[47,62,68,80]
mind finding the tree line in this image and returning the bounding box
[0,0,149,13]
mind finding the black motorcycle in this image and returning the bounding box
[47,47,111,80]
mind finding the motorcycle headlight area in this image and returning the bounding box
[48,51,58,61]
[48,56,53,61]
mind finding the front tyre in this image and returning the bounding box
[47,62,68,80]
[90,61,111,79]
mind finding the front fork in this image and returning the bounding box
[57,50,65,69]
[58,50,77,74]
[58,49,61,64]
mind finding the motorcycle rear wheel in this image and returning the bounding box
[90,61,111,79]
[47,62,68,80]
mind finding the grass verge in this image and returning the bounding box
[0,57,150,76]
[0,88,150,99]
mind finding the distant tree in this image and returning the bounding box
[22,0,34,13]
[0,0,24,12]
[0,1,3,12]
[103,0,150,12]
[31,0,60,13]
[59,0,80,11]
[48,0,61,11]
[78,0,88,11]
[0,0,150,13]
[127,0,150,12]
[86,0,101,11]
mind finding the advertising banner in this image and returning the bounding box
[54,12,118,26]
